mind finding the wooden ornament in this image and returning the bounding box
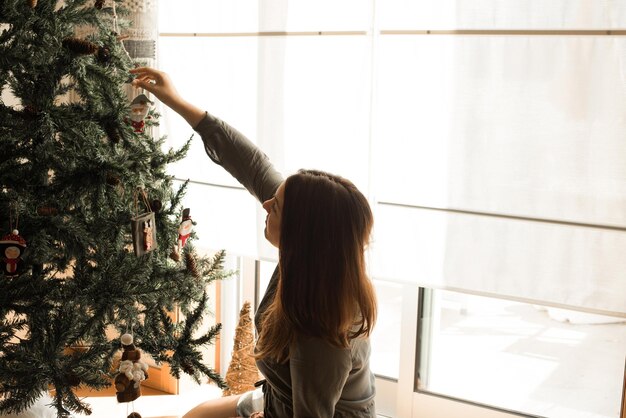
[27,0,37,8]
[131,212,157,257]
[127,413,142,418]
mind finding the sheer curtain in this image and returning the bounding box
[158,1,626,317]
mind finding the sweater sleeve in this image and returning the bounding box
[193,112,284,203]
[289,337,352,418]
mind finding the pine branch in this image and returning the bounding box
[0,1,227,414]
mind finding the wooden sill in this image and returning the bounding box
[73,385,171,397]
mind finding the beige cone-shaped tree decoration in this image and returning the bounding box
[222,301,260,396]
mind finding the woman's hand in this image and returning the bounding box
[130,67,181,109]
[129,67,206,127]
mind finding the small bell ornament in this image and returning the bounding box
[0,230,27,277]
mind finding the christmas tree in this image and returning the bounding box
[0,0,229,416]
[222,301,260,397]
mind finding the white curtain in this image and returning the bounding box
[158,0,626,317]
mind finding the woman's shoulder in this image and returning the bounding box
[290,335,349,360]
[290,334,371,364]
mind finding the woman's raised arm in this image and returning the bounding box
[130,67,205,128]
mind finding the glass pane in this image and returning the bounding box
[174,180,257,255]
[374,35,626,227]
[159,36,259,187]
[418,289,626,418]
[159,0,258,33]
[159,0,372,33]
[369,204,626,316]
[260,35,372,192]
[370,280,403,379]
[377,0,626,30]
[257,259,278,306]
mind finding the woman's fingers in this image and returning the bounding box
[129,67,162,85]
[129,66,157,76]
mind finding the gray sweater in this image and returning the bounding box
[195,113,376,418]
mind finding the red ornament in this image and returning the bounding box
[128,94,153,133]
[0,230,27,277]
[177,208,192,249]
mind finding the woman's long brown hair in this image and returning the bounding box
[255,169,377,363]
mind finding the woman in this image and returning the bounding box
[130,67,377,418]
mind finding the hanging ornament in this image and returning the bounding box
[0,230,27,277]
[127,413,142,418]
[171,208,192,261]
[178,208,192,249]
[27,0,37,8]
[127,94,153,133]
[131,189,157,256]
[62,37,98,55]
[114,333,148,403]
[143,218,153,252]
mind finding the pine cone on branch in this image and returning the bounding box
[185,249,200,278]
[62,37,97,55]
[37,206,58,216]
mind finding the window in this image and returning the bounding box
[370,280,403,380]
[418,289,626,418]
[159,2,626,417]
